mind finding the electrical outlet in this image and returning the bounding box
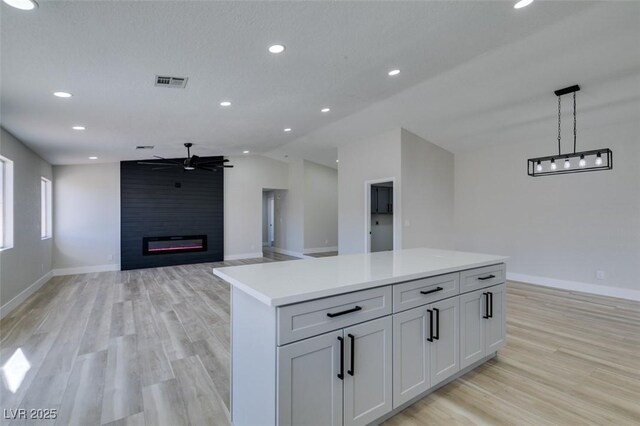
[596,270,606,280]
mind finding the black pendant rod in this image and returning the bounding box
[573,91,577,154]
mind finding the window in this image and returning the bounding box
[41,177,52,239]
[0,155,14,250]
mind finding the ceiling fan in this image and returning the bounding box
[137,143,233,172]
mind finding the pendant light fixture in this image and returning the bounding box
[527,85,612,177]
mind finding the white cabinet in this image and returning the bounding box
[429,297,459,387]
[344,317,393,426]
[392,306,430,407]
[277,330,343,426]
[392,297,459,408]
[277,317,392,426]
[460,283,506,369]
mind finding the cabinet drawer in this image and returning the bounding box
[392,272,459,313]
[460,264,505,293]
[277,286,392,346]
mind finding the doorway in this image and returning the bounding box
[262,190,275,248]
[365,179,396,252]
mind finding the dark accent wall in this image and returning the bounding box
[120,157,224,270]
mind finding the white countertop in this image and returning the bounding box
[213,248,507,307]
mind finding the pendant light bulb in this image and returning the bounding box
[564,157,571,169]
[595,152,603,166]
[550,159,557,170]
[536,161,542,172]
[579,154,586,168]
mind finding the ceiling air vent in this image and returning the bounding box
[154,75,188,89]
[136,145,154,150]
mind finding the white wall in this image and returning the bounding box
[0,128,53,317]
[224,155,289,259]
[53,163,120,274]
[401,129,455,250]
[338,129,402,254]
[455,120,640,298]
[303,160,338,252]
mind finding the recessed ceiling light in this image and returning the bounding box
[284,128,292,132]
[268,44,286,54]
[88,156,98,160]
[220,101,231,107]
[388,69,400,76]
[243,150,250,154]
[514,0,534,9]
[336,159,339,163]
[2,0,38,10]
[72,126,85,130]
[53,91,72,98]
[321,108,331,113]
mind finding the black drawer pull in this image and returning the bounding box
[327,306,362,318]
[488,292,494,318]
[347,334,355,376]
[478,274,496,281]
[433,307,440,340]
[427,309,434,342]
[420,286,444,295]
[337,336,344,380]
[482,293,490,319]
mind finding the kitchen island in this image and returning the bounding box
[214,248,508,426]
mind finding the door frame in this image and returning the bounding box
[364,177,399,253]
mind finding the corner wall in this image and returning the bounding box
[53,163,120,274]
[303,160,338,253]
[0,128,53,318]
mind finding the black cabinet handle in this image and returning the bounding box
[478,274,496,281]
[482,293,490,319]
[433,308,440,340]
[347,334,355,376]
[488,292,494,318]
[427,309,434,342]
[327,306,362,318]
[420,286,443,295]
[337,336,344,380]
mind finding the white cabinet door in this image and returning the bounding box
[343,316,393,426]
[392,306,430,408]
[485,284,506,354]
[459,289,486,369]
[429,297,460,387]
[277,330,343,426]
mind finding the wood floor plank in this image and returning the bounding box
[141,379,188,426]
[56,350,108,426]
[172,355,230,425]
[100,335,143,424]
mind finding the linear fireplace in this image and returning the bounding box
[143,235,208,256]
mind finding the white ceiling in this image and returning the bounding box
[1,1,637,168]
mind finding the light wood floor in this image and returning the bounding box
[1,256,639,425]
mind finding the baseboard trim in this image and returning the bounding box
[224,252,263,261]
[303,246,338,254]
[0,271,53,319]
[507,272,640,301]
[53,264,120,276]
[271,248,309,259]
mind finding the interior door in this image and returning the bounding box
[277,330,343,426]
[268,197,275,245]
[343,316,393,426]
[429,297,460,387]
[459,289,485,369]
[392,306,430,408]
[485,284,507,354]
[376,187,389,214]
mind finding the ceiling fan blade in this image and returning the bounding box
[152,165,180,171]
[196,166,214,171]
[198,159,229,165]
[137,162,182,166]
[215,164,234,168]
